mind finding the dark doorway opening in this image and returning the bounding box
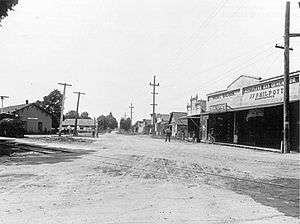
[208,112,234,143]
[38,122,43,133]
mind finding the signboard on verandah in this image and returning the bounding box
[209,103,227,113]
[242,75,299,107]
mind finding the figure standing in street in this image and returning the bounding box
[165,127,172,142]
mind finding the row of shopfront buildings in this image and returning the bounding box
[134,71,299,152]
[186,71,299,151]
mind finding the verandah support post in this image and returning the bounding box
[233,111,238,144]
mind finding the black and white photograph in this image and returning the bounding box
[0,0,299,223]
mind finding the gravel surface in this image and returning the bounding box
[0,133,299,223]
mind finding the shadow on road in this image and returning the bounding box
[0,140,95,166]
[226,177,299,218]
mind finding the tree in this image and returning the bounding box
[97,115,108,131]
[80,112,90,119]
[0,0,19,22]
[97,112,118,132]
[120,118,131,131]
[65,110,78,119]
[106,112,118,129]
[0,118,25,137]
[36,89,63,129]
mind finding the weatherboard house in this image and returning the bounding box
[62,118,95,133]
[1,100,52,134]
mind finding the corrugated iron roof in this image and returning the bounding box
[1,104,28,113]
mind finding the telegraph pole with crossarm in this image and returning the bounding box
[275,1,300,153]
[149,75,159,135]
[129,103,134,131]
[58,82,72,136]
[73,91,86,136]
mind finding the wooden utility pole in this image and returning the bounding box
[73,91,85,136]
[149,75,159,135]
[129,103,134,131]
[58,82,72,136]
[283,1,290,153]
[276,2,300,153]
[0,96,9,113]
[94,117,98,138]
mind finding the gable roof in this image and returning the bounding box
[62,119,95,127]
[226,75,261,90]
[169,112,187,125]
[1,104,28,113]
[1,103,52,117]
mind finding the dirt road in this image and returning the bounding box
[0,134,299,223]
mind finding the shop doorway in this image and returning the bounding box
[208,112,234,143]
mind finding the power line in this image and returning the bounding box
[164,0,229,73]
[165,0,245,76]
[202,47,275,84]
[180,46,275,96]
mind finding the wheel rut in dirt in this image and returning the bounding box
[93,153,299,218]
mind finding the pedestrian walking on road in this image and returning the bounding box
[165,127,172,142]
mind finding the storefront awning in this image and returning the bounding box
[197,100,298,116]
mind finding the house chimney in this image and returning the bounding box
[25,100,29,104]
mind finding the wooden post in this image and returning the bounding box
[129,103,134,132]
[275,2,299,152]
[233,112,238,144]
[58,82,72,136]
[150,75,159,135]
[283,1,290,153]
[73,91,85,136]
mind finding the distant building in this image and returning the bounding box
[1,100,52,134]
[186,95,207,141]
[133,119,152,134]
[62,118,95,133]
[155,113,170,136]
[168,112,188,138]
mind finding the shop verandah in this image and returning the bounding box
[206,101,299,151]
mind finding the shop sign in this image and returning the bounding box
[248,86,284,101]
[209,103,227,113]
[208,89,240,102]
[242,75,299,106]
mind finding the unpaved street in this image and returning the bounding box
[0,134,299,224]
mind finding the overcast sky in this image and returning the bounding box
[0,0,299,122]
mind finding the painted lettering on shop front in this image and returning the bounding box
[242,74,299,106]
[243,75,299,94]
[209,103,227,113]
[249,87,284,100]
[208,89,240,101]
